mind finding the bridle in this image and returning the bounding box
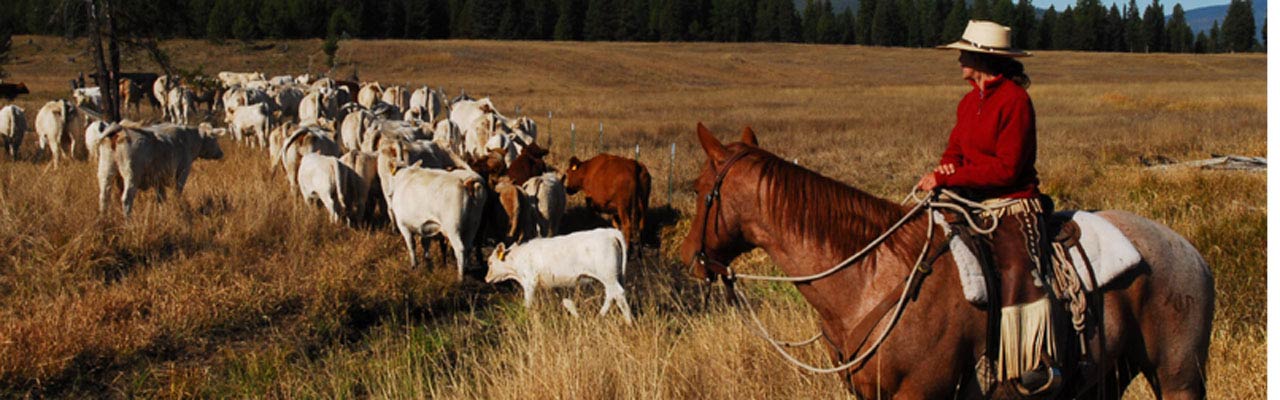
[692,149,753,282]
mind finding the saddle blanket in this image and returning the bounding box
[934,211,1143,304]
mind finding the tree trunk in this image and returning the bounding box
[103,0,121,122]
[85,0,120,123]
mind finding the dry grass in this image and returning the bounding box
[0,36,1264,398]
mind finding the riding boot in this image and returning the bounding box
[984,196,1064,396]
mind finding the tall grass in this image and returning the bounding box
[0,36,1264,398]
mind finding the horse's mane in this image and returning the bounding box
[746,147,910,253]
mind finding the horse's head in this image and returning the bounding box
[678,123,761,281]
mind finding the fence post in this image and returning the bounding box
[598,122,604,152]
[668,142,676,206]
[634,144,640,160]
[570,123,576,156]
[547,111,553,150]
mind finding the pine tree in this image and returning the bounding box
[1105,4,1125,51]
[840,8,857,43]
[1073,0,1104,50]
[971,0,989,20]
[1167,4,1193,52]
[1052,6,1075,50]
[1209,20,1222,52]
[617,0,650,40]
[1222,0,1257,52]
[941,0,968,44]
[858,0,878,43]
[0,27,9,79]
[1038,6,1057,49]
[1010,0,1035,49]
[919,0,942,46]
[555,0,585,40]
[990,0,1014,25]
[206,0,237,41]
[1124,0,1142,51]
[817,1,840,43]
[870,0,902,45]
[900,0,921,46]
[755,0,781,40]
[1193,31,1209,52]
[585,0,618,40]
[1141,0,1165,52]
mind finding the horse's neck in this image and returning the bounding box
[743,199,929,330]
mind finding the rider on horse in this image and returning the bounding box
[918,20,1064,395]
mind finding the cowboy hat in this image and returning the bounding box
[937,20,1031,58]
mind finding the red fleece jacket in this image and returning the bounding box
[936,76,1040,199]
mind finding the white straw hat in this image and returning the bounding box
[937,20,1031,58]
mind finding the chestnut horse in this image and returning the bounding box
[677,124,1213,399]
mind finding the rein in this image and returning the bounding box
[694,149,1008,375]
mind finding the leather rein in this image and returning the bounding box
[691,149,951,375]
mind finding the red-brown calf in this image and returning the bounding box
[564,154,651,246]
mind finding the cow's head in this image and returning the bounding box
[564,156,588,195]
[485,242,521,283]
[197,126,225,160]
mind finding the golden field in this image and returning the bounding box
[0,36,1265,398]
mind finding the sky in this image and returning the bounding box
[1031,0,1236,11]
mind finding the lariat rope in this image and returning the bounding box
[727,187,1013,374]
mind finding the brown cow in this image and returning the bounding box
[564,154,651,246]
[119,78,141,115]
[0,82,30,100]
[507,143,551,185]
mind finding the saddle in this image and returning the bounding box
[939,207,1136,396]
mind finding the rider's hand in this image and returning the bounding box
[934,163,956,175]
[917,172,939,192]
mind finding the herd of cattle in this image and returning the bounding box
[0,71,653,322]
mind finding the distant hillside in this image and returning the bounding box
[1182,0,1266,39]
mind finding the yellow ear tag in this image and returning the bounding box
[497,249,506,261]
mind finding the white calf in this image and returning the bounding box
[84,120,108,161]
[296,153,351,224]
[485,228,631,323]
[36,100,77,168]
[0,105,26,159]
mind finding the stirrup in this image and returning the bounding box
[1014,363,1063,396]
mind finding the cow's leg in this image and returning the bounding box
[97,162,117,213]
[398,225,417,268]
[449,235,468,281]
[121,183,137,218]
[521,280,537,308]
[320,195,339,223]
[603,283,632,324]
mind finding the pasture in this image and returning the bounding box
[0,36,1265,398]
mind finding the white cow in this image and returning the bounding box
[218,71,266,88]
[84,120,109,161]
[0,105,26,159]
[296,153,352,224]
[95,122,224,217]
[338,150,383,225]
[387,163,487,279]
[432,119,464,157]
[167,87,197,125]
[279,126,342,190]
[485,228,632,323]
[228,102,272,148]
[36,100,78,168]
[357,82,383,109]
[269,75,296,86]
[382,85,411,112]
[153,75,174,119]
[339,107,375,152]
[298,89,324,126]
[521,172,567,238]
[73,87,103,110]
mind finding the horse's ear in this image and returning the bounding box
[696,122,727,162]
[740,126,758,147]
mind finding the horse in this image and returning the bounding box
[677,123,1213,399]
